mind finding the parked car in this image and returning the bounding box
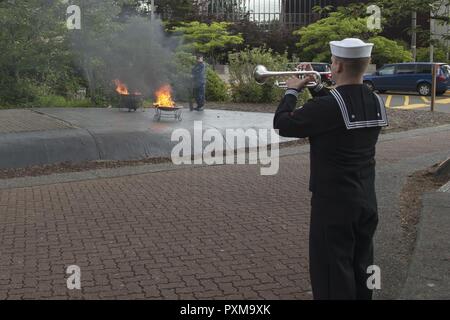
[310,63,334,87]
[363,62,450,96]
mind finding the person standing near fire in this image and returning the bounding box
[190,54,206,111]
[273,38,388,299]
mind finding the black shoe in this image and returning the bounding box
[195,106,204,111]
[189,102,194,111]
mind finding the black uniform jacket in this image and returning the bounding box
[274,84,388,204]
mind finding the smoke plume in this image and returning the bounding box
[70,1,183,100]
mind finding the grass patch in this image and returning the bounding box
[35,95,94,108]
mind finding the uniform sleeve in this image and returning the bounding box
[308,83,331,98]
[273,91,342,138]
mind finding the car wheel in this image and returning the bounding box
[417,83,431,96]
[364,81,374,91]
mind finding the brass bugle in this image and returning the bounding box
[253,64,322,88]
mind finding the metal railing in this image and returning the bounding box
[197,0,331,28]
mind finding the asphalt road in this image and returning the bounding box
[379,90,450,113]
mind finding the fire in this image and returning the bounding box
[114,79,129,95]
[154,84,175,107]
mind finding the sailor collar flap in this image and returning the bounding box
[329,88,388,130]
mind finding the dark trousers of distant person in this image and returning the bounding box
[309,194,379,300]
[192,84,205,109]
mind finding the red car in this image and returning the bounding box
[310,63,334,87]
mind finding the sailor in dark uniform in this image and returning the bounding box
[273,38,388,300]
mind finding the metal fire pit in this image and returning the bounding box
[153,105,183,121]
[118,94,143,112]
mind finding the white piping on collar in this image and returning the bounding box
[330,89,388,130]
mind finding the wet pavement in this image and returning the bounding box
[0,108,292,169]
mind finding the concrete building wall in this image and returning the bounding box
[433,1,450,47]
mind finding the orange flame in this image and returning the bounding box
[114,79,129,95]
[154,84,175,107]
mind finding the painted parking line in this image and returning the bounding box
[436,98,450,104]
[391,103,429,110]
[388,95,405,107]
[382,93,450,109]
[390,97,450,110]
[385,95,392,108]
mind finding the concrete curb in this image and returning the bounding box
[0,125,448,192]
[0,129,99,168]
[0,128,178,169]
[0,145,309,190]
[0,108,288,170]
[435,157,450,177]
[1,120,449,170]
[438,181,450,192]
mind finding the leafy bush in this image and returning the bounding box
[0,79,46,107]
[228,47,288,103]
[416,46,448,63]
[169,51,229,102]
[206,68,229,102]
[36,95,67,108]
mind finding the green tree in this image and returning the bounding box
[172,21,244,65]
[369,36,413,67]
[229,20,299,58]
[293,12,412,66]
[375,0,449,47]
[312,5,334,17]
[154,0,199,26]
[0,0,80,106]
[376,0,449,23]
[293,12,373,62]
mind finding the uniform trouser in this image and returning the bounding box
[309,194,378,300]
[193,84,205,108]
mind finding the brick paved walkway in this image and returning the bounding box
[0,155,313,299]
[0,127,450,300]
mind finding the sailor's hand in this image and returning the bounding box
[286,75,315,91]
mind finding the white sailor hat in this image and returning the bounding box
[329,38,374,58]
